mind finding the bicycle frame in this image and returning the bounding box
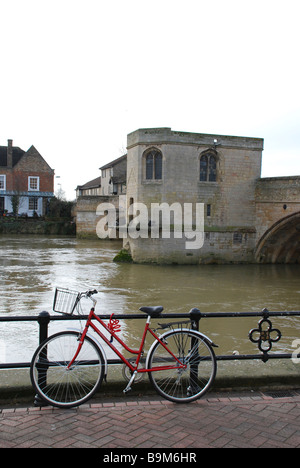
[67,307,186,374]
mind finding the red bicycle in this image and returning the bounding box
[30,288,217,408]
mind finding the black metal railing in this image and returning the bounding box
[1,307,300,369]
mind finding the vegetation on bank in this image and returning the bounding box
[0,197,76,236]
[113,248,133,263]
[47,197,74,219]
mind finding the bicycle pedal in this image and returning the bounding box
[123,385,132,394]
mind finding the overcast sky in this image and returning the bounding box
[1,0,299,200]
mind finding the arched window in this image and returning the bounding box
[146,153,153,179]
[200,155,208,181]
[144,149,162,180]
[209,155,217,182]
[200,152,217,182]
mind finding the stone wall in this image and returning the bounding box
[0,218,75,235]
[125,128,263,264]
[255,177,300,243]
[76,195,120,238]
[126,229,257,264]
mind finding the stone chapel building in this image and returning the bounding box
[76,127,300,264]
[124,127,264,264]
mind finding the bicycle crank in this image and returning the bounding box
[122,358,145,383]
[123,371,137,394]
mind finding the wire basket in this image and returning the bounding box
[53,287,81,315]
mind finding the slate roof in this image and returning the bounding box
[99,154,127,170]
[0,145,25,167]
[77,176,101,190]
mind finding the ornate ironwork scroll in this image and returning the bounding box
[249,308,282,361]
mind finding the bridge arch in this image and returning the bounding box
[255,211,300,263]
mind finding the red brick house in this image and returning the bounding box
[0,139,54,216]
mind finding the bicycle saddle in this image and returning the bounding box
[139,306,164,317]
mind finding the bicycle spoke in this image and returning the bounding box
[30,332,105,408]
[148,330,216,403]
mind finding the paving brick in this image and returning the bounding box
[2,391,300,448]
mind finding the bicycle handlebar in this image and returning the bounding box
[81,289,98,298]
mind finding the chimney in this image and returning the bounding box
[7,139,13,168]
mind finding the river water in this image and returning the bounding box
[1,236,300,367]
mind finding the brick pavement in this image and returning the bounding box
[1,391,300,448]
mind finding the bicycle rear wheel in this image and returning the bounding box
[30,331,105,408]
[147,329,217,403]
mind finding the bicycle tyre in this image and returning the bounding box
[147,329,217,403]
[30,331,105,409]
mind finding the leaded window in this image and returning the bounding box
[200,153,217,182]
[145,150,162,180]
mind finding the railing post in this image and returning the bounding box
[189,308,202,395]
[34,311,50,406]
[38,311,50,345]
[189,307,201,332]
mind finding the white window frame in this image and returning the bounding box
[0,175,6,190]
[28,176,40,191]
[28,197,38,211]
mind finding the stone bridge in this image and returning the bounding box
[75,176,300,265]
[255,176,300,263]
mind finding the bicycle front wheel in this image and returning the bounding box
[30,331,105,408]
[147,329,217,403]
